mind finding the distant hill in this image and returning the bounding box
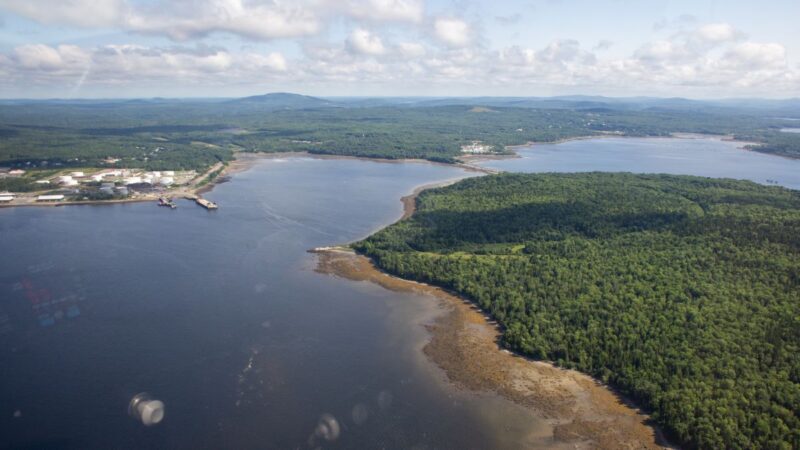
[2,94,798,117]
[229,92,338,109]
[345,95,800,116]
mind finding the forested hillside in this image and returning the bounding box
[1,95,798,171]
[355,173,800,449]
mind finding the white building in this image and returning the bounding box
[0,195,13,202]
[460,141,494,154]
[90,174,105,182]
[159,177,174,186]
[35,180,51,185]
[124,176,142,185]
[37,194,65,201]
[70,171,85,178]
[58,175,74,184]
[162,171,175,176]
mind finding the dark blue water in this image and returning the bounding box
[1,158,521,449]
[478,137,800,190]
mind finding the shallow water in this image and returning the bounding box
[477,136,800,190]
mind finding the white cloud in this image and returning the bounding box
[253,52,289,71]
[0,0,125,27]
[622,24,792,91]
[536,39,582,63]
[694,23,742,44]
[433,18,471,48]
[126,0,321,41]
[724,42,786,69]
[13,44,69,71]
[635,40,687,62]
[13,44,89,72]
[0,19,797,97]
[0,0,321,41]
[499,46,536,66]
[2,43,290,90]
[346,28,387,55]
[0,0,425,41]
[397,42,426,58]
[344,0,424,23]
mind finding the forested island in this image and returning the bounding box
[354,173,799,450]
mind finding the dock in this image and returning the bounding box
[195,198,218,210]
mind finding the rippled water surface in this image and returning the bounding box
[0,158,513,449]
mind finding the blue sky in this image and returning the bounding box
[0,0,797,98]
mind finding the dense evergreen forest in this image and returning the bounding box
[0,94,798,171]
[354,173,800,449]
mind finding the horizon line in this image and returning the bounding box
[1,93,799,102]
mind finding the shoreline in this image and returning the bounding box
[0,196,157,209]
[0,160,229,209]
[311,177,674,449]
[1,132,777,210]
[313,248,672,449]
[503,132,762,153]
[400,179,464,220]
[0,152,285,209]
[0,151,497,210]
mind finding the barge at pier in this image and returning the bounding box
[195,198,218,210]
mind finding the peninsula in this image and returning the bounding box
[351,172,800,450]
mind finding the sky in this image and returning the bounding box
[0,0,798,99]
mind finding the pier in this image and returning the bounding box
[195,198,218,210]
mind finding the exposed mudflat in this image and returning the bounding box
[315,249,671,450]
